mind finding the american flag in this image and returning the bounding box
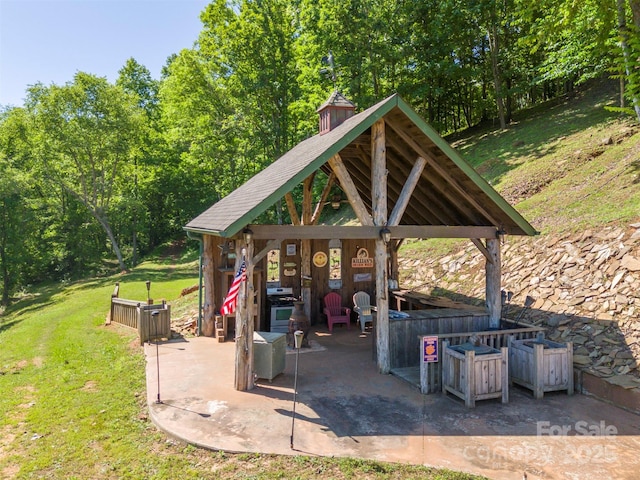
[220,260,246,315]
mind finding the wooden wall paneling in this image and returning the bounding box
[311,238,330,325]
[280,238,301,298]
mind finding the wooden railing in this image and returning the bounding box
[419,322,546,394]
[108,283,171,345]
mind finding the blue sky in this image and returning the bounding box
[0,0,210,107]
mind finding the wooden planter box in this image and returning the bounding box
[109,296,171,345]
[138,303,171,345]
[508,334,573,399]
[442,341,508,408]
[419,324,546,394]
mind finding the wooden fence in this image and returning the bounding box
[108,283,171,345]
[420,323,545,394]
[389,308,491,369]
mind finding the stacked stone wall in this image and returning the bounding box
[399,223,640,388]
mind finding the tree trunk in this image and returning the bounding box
[630,0,640,27]
[618,0,640,122]
[0,241,8,306]
[488,24,507,130]
[132,219,138,267]
[91,208,127,272]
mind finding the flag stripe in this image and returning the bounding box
[220,260,246,315]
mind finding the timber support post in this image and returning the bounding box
[371,118,390,374]
[486,237,501,328]
[202,235,215,337]
[235,239,255,391]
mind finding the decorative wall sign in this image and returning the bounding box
[283,268,297,277]
[286,243,297,256]
[351,247,373,268]
[313,251,328,268]
[422,336,439,363]
[353,272,372,282]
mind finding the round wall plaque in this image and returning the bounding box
[313,251,328,267]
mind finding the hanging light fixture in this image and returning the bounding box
[331,194,341,210]
[243,228,253,245]
[380,227,391,244]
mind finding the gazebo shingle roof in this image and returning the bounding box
[185,94,536,238]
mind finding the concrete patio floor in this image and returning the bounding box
[144,326,640,480]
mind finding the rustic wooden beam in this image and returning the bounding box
[385,153,446,226]
[202,235,216,337]
[301,174,315,318]
[485,238,501,328]
[253,239,281,265]
[385,118,503,227]
[371,118,390,375]
[389,237,405,284]
[328,153,374,226]
[234,242,254,391]
[385,140,467,225]
[284,192,300,226]
[249,224,498,240]
[311,171,335,225]
[388,156,427,226]
[302,173,315,225]
[471,238,494,264]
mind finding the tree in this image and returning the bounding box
[117,58,160,265]
[25,72,144,272]
[617,0,640,121]
[0,108,32,305]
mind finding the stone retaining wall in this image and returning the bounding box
[399,223,640,397]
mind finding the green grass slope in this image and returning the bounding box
[400,79,639,260]
[454,79,639,235]
[0,254,483,479]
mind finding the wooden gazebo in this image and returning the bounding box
[185,92,537,391]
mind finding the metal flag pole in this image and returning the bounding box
[151,310,161,404]
[290,330,304,449]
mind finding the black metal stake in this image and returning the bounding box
[290,330,303,449]
[151,310,161,404]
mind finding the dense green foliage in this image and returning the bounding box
[1,0,639,304]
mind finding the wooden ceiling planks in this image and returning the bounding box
[186,93,536,239]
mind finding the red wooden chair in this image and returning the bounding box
[323,292,351,332]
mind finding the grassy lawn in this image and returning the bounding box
[0,256,484,479]
[400,79,639,260]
